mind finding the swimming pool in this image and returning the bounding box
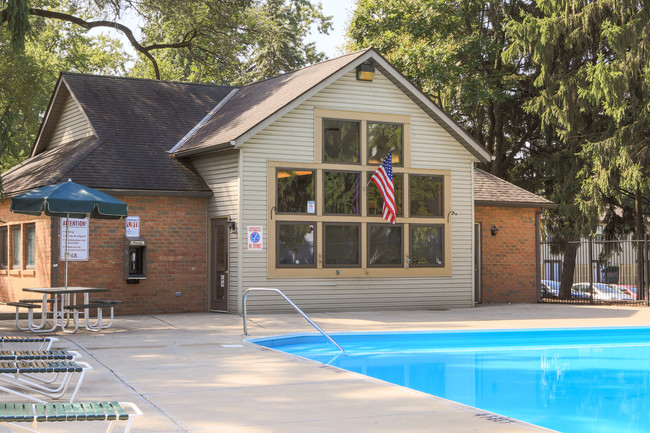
[251,327,650,433]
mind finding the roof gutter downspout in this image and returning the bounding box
[535,207,543,303]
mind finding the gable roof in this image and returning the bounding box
[3,73,234,195]
[172,48,492,163]
[2,50,497,198]
[474,168,555,208]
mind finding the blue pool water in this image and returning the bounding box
[251,327,650,433]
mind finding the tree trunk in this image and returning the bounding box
[559,242,578,299]
[635,188,645,300]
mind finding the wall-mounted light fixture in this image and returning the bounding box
[227,216,237,233]
[356,63,375,81]
[491,225,499,236]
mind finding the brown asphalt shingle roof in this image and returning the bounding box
[2,73,235,194]
[474,168,554,208]
[173,50,370,155]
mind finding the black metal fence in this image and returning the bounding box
[539,237,650,304]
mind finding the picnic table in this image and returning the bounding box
[12,287,117,333]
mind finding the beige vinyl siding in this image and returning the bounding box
[47,93,94,150]
[191,150,240,312]
[239,68,478,313]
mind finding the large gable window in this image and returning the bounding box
[324,171,361,214]
[277,223,315,267]
[276,169,314,213]
[268,109,451,277]
[323,119,360,163]
[324,223,360,267]
[368,173,403,217]
[367,122,403,166]
[410,175,443,217]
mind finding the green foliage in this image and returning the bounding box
[5,0,30,51]
[125,0,332,84]
[0,0,332,180]
[0,0,131,179]
[506,0,650,242]
[347,0,541,180]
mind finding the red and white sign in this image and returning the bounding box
[126,216,140,238]
[60,218,89,261]
[247,226,263,251]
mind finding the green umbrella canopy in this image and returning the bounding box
[10,180,127,219]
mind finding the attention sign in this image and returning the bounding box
[60,218,89,261]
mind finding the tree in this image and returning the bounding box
[346,0,541,180]
[1,0,332,82]
[1,2,130,175]
[0,0,332,184]
[504,0,650,298]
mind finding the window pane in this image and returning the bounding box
[277,169,314,213]
[324,224,360,266]
[11,226,21,269]
[26,223,35,268]
[323,119,360,163]
[0,227,7,268]
[368,173,402,216]
[410,175,443,217]
[368,122,403,166]
[324,171,361,214]
[410,225,444,267]
[277,223,315,266]
[368,225,402,266]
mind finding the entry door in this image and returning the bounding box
[474,223,482,304]
[210,218,229,311]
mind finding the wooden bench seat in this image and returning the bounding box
[2,301,55,333]
[19,299,55,304]
[65,303,113,310]
[5,302,39,310]
[0,401,141,432]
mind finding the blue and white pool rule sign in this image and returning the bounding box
[248,226,263,251]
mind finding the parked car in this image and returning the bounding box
[571,283,635,301]
[541,280,560,298]
[610,284,638,300]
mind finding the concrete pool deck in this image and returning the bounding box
[1,303,649,432]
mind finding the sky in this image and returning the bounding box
[309,0,358,58]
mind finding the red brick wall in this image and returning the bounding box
[0,195,208,314]
[0,208,53,302]
[475,205,540,303]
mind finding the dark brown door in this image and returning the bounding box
[210,218,228,311]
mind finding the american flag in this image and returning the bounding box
[370,150,396,224]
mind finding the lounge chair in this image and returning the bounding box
[0,360,92,403]
[0,337,57,351]
[0,401,142,433]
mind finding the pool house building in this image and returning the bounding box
[0,48,553,314]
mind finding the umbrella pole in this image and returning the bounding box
[65,214,69,289]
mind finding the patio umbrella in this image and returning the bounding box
[10,179,128,287]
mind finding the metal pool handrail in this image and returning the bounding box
[243,288,345,354]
